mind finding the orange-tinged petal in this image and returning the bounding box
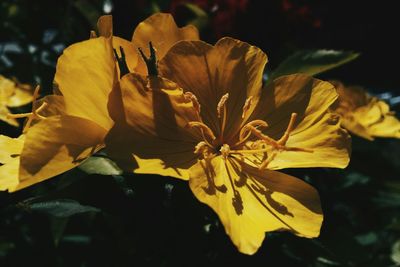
[54,37,116,130]
[105,73,200,179]
[245,74,350,169]
[0,135,24,191]
[97,15,113,38]
[14,115,107,192]
[189,156,323,255]
[332,81,400,140]
[132,13,199,74]
[160,37,268,138]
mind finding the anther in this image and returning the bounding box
[138,42,158,76]
[217,93,229,118]
[242,96,253,119]
[184,92,201,115]
[113,46,130,78]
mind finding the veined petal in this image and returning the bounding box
[105,73,199,180]
[159,37,268,138]
[132,13,199,74]
[0,135,24,191]
[189,156,322,255]
[54,37,116,130]
[246,74,350,169]
[14,115,107,192]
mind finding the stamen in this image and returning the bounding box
[194,141,208,154]
[188,121,216,141]
[138,41,158,76]
[259,151,278,170]
[219,144,230,160]
[217,93,229,118]
[184,91,201,117]
[239,119,268,142]
[277,113,297,145]
[242,96,253,119]
[245,125,279,148]
[113,46,130,78]
[6,85,47,133]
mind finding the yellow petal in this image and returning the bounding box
[105,73,199,180]
[332,81,400,139]
[159,37,268,138]
[132,12,199,74]
[54,37,116,130]
[363,111,400,138]
[13,115,107,192]
[7,87,33,107]
[189,156,323,255]
[246,74,351,169]
[0,135,24,191]
[0,75,15,100]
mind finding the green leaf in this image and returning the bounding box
[182,3,209,30]
[269,49,360,80]
[79,156,123,176]
[50,217,69,246]
[28,199,100,218]
[391,240,400,264]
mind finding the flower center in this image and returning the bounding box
[186,92,313,170]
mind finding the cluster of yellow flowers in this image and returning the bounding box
[0,13,399,254]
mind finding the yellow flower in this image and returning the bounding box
[331,80,400,140]
[0,75,33,127]
[0,13,199,192]
[106,37,351,254]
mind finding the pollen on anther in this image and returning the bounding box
[242,96,253,119]
[217,93,229,118]
[184,92,201,114]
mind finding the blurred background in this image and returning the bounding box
[1,1,400,266]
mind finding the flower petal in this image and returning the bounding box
[159,37,268,138]
[0,135,24,191]
[247,74,350,169]
[54,37,116,130]
[105,73,199,180]
[14,115,107,191]
[132,13,199,74]
[189,156,323,255]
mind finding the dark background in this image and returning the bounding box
[1,1,400,266]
